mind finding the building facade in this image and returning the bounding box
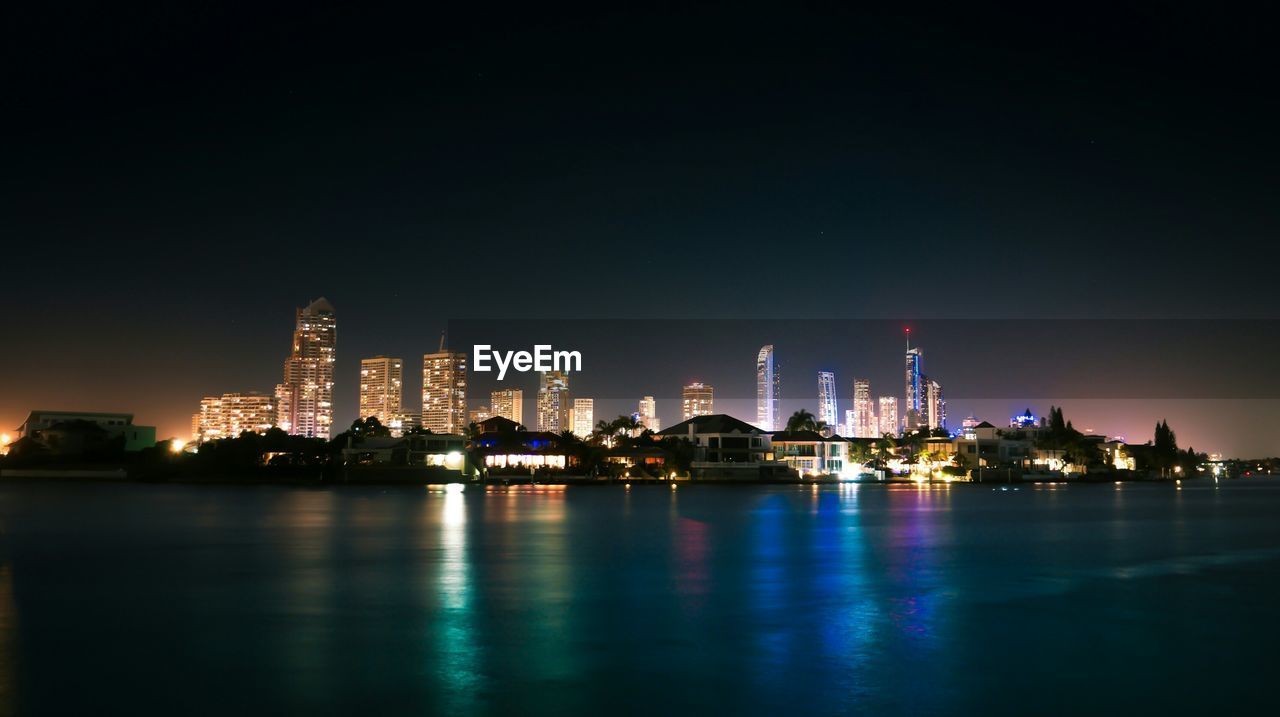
[925,378,946,430]
[904,342,924,430]
[878,396,899,436]
[756,345,779,431]
[195,392,276,443]
[422,345,467,434]
[536,371,570,432]
[387,411,422,437]
[571,398,594,438]
[638,395,660,432]
[853,378,876,438]
[682,382,714,421]
[491,388,524,427]
[275,297,336,439]
[817,371,838,429]
[358,356,402,425]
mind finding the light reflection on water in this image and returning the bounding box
[2,480,1280,715]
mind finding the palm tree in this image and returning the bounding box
[593,420,615,447]
[847,441,872,468]
[786,409,820,432]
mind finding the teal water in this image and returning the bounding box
[1,480,1278,715]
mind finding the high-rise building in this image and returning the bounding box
[358,356,402,425]
[571,398,594,438]
[756,345,780,431]
[196,392,276,443]
[638,396,660,432]
[536,371,570,432]
[422,336,467,434]
[491,388,524,427]
[275,297,336,439]
[843,409,855,438]
[925,378,946,430]
[682,382,714,420]
[469,407,492,425]
[817,371,838,428]
[387,411,422,437]
[904,332,924,430]
[878,396,899,437]
[853,378,876,438]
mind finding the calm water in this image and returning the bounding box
[2,480,1279,716]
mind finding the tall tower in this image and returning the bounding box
[925,379,946,430]
[877,396,899,437]
[638,395,660,432]
[359,356,402,425]
[682,382,714,420]
[275,297,336,439]
[817,371,838,429]
[904,329,924,430]
[853,378,875,438]
[422,334,467,434]
[571,398,594,438]
[536,371,570,432]
[491,388,524,426]
[756,345,779,431]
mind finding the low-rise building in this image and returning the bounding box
[17,410,156,452]
[770,430,849,478]
[471,416,573,471]
[656,413,788,479]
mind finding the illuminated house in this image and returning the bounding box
[770,430,848,477]
[471,416,571,471]
[340,433,466,469]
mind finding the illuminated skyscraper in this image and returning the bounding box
[638,395,660,432]
[275,297,336,439]
[817,371,838,428]
[469,407,492,425]
[491,388,524,426]
[387,411,421,437]
[422,336,467,434]
[878,396,899,436]
[571,398,594,438]
[853,378,876,438]
[196,392,276,443]
[682,382,714,420]
[536,371,570,432]
[925,378,946,430]
[843,409,855,437]
[756,345,780,431]
[358,356,402,424]
[904,331,924,429]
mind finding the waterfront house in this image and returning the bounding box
[770,430,848,477]
[657,414,789,479]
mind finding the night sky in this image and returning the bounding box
[4,3,1278,455]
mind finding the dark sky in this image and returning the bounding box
[3,2,1278,454]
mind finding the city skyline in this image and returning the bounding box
[98,302,1276,458]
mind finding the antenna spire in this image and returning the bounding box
[439,331,446,352]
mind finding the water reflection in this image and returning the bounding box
[435,488,483,712]
[0,564,15,717]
